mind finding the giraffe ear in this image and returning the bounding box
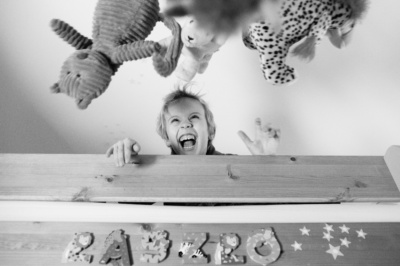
[50,83,61,93]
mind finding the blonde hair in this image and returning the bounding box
[156,83,216,144]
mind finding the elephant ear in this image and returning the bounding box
[50,83,61,93]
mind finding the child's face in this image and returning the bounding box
[164,98,210,155]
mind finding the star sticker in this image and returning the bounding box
[326,244,344,260]
[340,237,351,247]
[291,241,302,251]
[323,232,334,242]
[299,226,310,236]
[339,224,350,234]
[356,229,367,239]
[323,224,334,232]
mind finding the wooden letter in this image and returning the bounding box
[215,233,245,265]
[246,228,281,266]
[140,230,170,263]
[62,232,93,263]
[99,229,131,266]
[179,232,209,264]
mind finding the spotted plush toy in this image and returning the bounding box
[50,0,183,109]
[243,0,369,85]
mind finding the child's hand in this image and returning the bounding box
[106,138,141,167]
[238,118,280,155]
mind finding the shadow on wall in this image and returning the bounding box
[0,69,73,154]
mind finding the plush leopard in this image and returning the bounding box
[243,0,369,85]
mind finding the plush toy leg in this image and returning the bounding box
[112,41,161,64]
[152,14,183,77]
[175,57,200,82]
[50,19,93,50]
[258,41,297,85]
[198,54,212,74]
[242,29,258,50]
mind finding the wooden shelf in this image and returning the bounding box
[0,153,399,203]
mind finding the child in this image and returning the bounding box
[106,85,280,166]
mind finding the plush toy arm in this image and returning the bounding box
[242,28,257,50]
[112,41,161,64]
[152,13,183,77]
[291,11,331,61]
[50,19,93,50]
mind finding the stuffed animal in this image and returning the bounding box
[242,0,369,85]
[164,0,282,35]
[50,0,183,109]
[173,17,229,83]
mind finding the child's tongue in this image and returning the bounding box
[183,140,195,148]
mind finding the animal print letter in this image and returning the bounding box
[99,229,131,266]
[61,232,93,263]
[179,232,209,264]
[246,228,281,266]
[140,230,171,263]
[215,233,245,265]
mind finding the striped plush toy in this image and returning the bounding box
[50,0,182,109]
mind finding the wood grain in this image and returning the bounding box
[0,154,399,203]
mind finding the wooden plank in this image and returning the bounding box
[0,154,399,203]
[0,221,399,266]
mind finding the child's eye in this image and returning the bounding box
[170,118,179,123]
[190,115,199,120]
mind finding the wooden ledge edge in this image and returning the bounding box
[384,145,400,191]
[1,201,400,223]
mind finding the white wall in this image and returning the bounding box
[1,0,399,156]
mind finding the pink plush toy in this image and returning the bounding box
[164,0,282,35]
[174,17,228,82]
[243,0,369,85]
[50,0,182,109]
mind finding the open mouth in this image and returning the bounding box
[179,134,196,150]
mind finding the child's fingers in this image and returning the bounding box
[113,144,120,167]
[129,143,142,164]
[254,117,262,139]
[271,128,281,139]
[238,130,252,147]
[261,123,281,139]
[269,128,281,139]
[116,141,125,167]
[123,139,134,164]
[262,123,271,132]
[133,143,141,153]
[105,146,114,157]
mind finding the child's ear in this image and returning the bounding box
[209,134,215,140]
[165,139,172,147]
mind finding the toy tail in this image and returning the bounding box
[291,36,317,61]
